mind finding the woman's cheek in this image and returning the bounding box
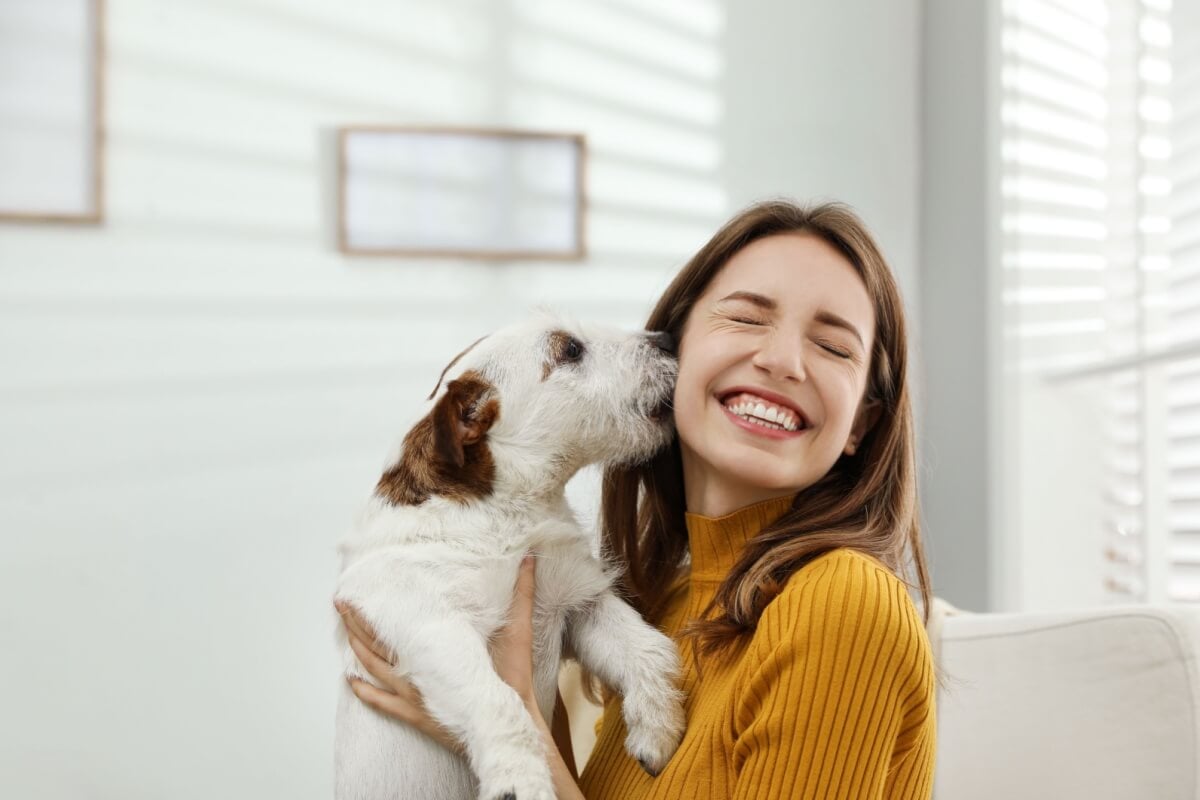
[673,383,705,445]
[672,358,706,423]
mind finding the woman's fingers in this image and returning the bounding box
[346,635,442,737]
[347,631,389,682]
[344,637,437,736]
[335,601,393,665]
[346,678,464,755]
[347,631,415,699]
[347,677,423,725]
[337,603,465,755]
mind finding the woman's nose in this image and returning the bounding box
[752,332,807,382]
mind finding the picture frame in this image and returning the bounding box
[0,0,105,223]
[337,126,587,260]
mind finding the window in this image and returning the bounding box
[1001,0,1198,606]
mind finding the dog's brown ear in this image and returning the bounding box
[431,373,498,469]
[376,370,499,506]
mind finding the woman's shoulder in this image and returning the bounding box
[752,548,932,679]
[776,547,916,613]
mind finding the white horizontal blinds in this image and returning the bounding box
[1000,0,1152,599]
[1166,0,1200,601]
[1103,366,1148,600]
[1101,0,1151,600]
[1001,0,1113,376]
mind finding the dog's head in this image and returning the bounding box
[377,312,677,505]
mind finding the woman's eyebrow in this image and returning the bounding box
[718,291,865,349]
[814,310,866,349]
[718,290,776,310]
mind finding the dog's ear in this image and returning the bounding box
[431,373,498,469]
[377,370,499,506]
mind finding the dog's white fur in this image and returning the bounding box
[334,313,687,800]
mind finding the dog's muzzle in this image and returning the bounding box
[644,331,675,355]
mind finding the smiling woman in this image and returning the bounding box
[581,199,936,799]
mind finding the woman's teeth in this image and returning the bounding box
[723,395,802,432]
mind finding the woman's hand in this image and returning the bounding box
[334,555,542,753]
[488,554,539,708]
[336,600,464,754]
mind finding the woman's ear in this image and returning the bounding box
[845,398,882,456]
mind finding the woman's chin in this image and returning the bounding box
[707,452,810,495]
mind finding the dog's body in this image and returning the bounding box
[334,315,687,800]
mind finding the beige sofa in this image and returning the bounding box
[928,598,1200,799]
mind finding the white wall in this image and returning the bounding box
[0,1,920,797]
[721,0,921,308]
[918,0,1001,612]
[1011,376,1111,610]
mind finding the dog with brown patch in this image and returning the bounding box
[333,313,686,800]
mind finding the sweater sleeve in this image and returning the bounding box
[730,551,936,799]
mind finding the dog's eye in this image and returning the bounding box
[546,330,586,374]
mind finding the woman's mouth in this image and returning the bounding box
[717,392,809,439]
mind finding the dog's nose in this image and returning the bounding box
[644,331,675,355]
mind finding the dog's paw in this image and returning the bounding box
[625,723,683,777]
[481,789,552,800]
[624,693,686,777]
[478,770,555,800]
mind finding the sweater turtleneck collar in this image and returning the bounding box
[684,493,797,583]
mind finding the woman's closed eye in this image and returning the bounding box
[817,340,854,359]
[722,309,856,358]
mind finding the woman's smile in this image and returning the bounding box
[719,398,810,440]
[715,387,811,439]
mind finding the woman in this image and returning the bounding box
[338,200,937,798]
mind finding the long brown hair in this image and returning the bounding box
[600,199,930,658]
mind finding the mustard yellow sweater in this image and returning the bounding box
[578,495,936,799]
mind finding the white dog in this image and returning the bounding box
[333,313,687,800]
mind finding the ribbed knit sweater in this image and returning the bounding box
[577,494,936,799]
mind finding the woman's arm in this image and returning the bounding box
[338,556,587,799]
[552,691,579,780]
[729,555,935,799]
[460,555,585,799]
[527,692,585,799]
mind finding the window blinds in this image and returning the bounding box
[1001,0,1198,603]
[1165,0,1200,600]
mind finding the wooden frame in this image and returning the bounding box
[0,0,105,224]
[336,126,587,260]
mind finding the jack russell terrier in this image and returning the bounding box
[334,313,687,800]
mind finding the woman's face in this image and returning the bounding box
[673,233,879,516]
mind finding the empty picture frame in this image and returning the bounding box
[337,126,586,259]
[0,0,104,223]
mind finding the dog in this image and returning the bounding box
[333,312,687,800]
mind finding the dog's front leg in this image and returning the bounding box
[567,592,686,776]
[401,616,555,800]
